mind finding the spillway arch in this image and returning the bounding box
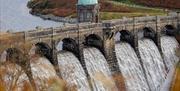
[161,24,177,36]
[114,30,136,50]
[34,42,54,64]
[135,26,156,40]
[55,33,104,54]
[113,26,158,50]
[58,38,79,54]
[85,34,104,54]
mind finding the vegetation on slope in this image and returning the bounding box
[113,0,180,9]
[27,0,166,20]
[133,0,180,9]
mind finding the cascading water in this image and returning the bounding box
[30,57,59,90]
[0,62,30,91]
[115,43,150,91]
[161,36,179,71]
[57,51,91,91]
[0,52,58,90]
[138,39,167,91]
[83,47,117,91]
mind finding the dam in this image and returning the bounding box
[0,13,180,90]
[0,0,180,90]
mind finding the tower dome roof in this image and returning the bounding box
[78,0,98,5]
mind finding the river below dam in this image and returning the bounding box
[0,0,62,32]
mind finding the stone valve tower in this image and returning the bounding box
[77,0,100,23]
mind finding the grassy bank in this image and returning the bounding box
[100,12,165,20]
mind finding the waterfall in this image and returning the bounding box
[0,55,58,90]
[30,57,59,90]
[161,36,179,71]
[84,47,118,91]
[57,51,91,91]
[138,39,167,91]
[115,43,150,91]
[0,62,30,91]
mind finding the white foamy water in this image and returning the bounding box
[138,39,167,91]
[84,47,118,91]
[0,50,7,63]
[0,63,30,91]
[115,43,150,91]
[30,57,58,90]
[57,51,91,91]
[0,57,58,91]
[161,36,179,71]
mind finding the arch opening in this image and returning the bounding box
[61,38,78,53]
[85,34,103,49]
[120,30,133,43]
[30,42,54,65]
[163,25,176,36]
[143,27,156,39]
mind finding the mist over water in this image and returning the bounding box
[115,43,150,91]
[138,39,167,91]
[84,47,118,91]
[57,51,91,91]
[161,36,179,71]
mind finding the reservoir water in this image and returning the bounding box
[0,0,61,32]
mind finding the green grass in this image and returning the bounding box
[68,0,166,20]
[68,11,166,20]
[100,12,166,20]
[113,0,134,5]
[100,1,166,20]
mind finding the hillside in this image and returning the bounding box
[27,0,166,20]
[134,0,180,9]
[28,0,133,16]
